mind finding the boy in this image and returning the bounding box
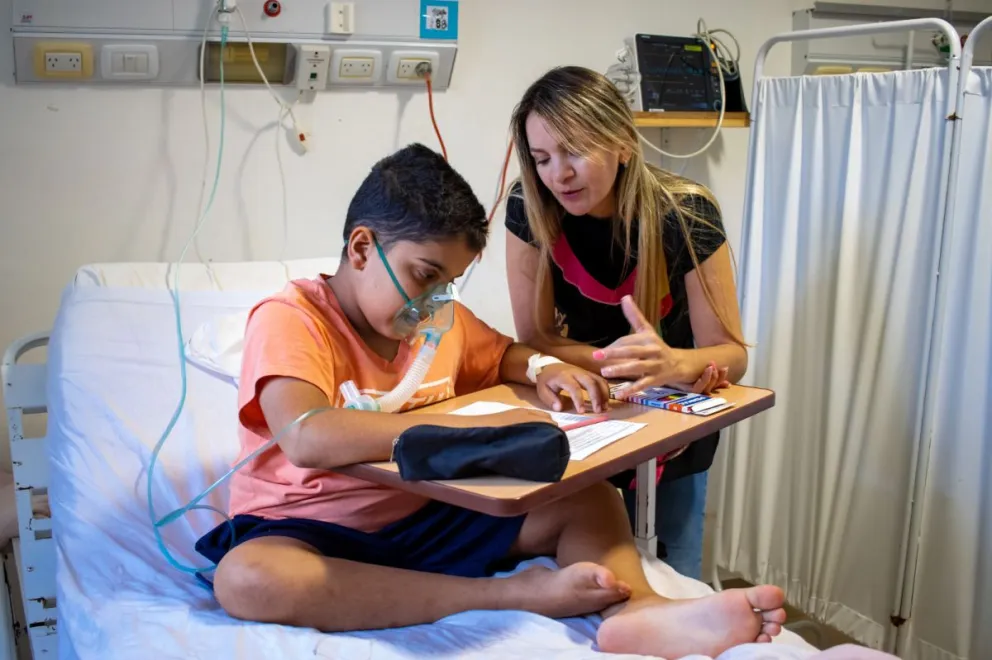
[195,144,787,659]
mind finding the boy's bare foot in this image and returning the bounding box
[509,562,631,619]
[597,585,787,659]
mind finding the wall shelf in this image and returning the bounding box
[633,111,751,129]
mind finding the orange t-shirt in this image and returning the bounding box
[228,276,513,533]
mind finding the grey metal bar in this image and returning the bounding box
[894,12,991,658]
[811,2,989,24]
[961,15,992,86]
[754,18,961,84]
[634,459,657,557]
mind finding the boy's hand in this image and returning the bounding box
[536,363,609,414]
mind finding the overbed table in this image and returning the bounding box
[338,383,774,554]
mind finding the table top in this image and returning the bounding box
[336,383,774,517]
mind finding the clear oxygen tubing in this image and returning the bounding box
[146,1,449,577]
[340,330,443,413]
[145,2,317,578]
[146,5,231,576]
[154,307,442,578]
[152,327,445,576]
[153,406,335,531]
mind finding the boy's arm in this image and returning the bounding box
[453,303,609,414]
[259,376,553,470]
[498,343,610,414]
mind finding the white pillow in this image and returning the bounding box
[183,276,463,385]
[185,310,251,385]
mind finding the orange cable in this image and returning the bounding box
[487,139,514,223]
[424,72,448,162]
[422,70,513,226]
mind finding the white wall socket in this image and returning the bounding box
[386,50,439,84]
[330,48,381,84]
[45,52,81,72]
[341,58,373,77]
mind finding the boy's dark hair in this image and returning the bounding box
[343,143,488,255]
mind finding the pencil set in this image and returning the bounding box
[610,384,734,416]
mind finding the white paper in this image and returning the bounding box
[449,401,645,461]
[449,401,517,416]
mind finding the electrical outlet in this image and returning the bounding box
[386,50,440,85]
[340,57,373,78]
[330,49,381,84]
[33,42,94,80]
[46,52,81,72]
[396,58,430,80]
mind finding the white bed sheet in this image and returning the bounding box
[46,268,819,660]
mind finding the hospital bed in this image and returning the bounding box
[3,259,821,659]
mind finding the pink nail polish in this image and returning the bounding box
[593,350,605,360]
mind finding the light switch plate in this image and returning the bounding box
[101,44,159,80]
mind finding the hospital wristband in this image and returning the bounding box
[526,354,563,383]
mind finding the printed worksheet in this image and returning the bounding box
[450,401,645,460]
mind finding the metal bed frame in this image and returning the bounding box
[0,330,662,660]
[3,15,989,660]
[2,332,55,659]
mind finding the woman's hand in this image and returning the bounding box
[669,361,731,395]
[593,296,686,394]
[594,296,729,397]
[536,363,610,414]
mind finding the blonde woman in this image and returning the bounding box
[505,66,746,580]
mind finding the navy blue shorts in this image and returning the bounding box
[195,501,526,581]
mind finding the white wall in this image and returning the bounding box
[0,0,801,465]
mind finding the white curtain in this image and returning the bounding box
[900,67,992,660]
[712,69,954,650]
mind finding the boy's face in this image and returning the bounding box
[348,229,478,341]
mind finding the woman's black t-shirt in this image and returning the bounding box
[504,184,727,482]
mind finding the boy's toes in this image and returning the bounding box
[763,607,788,625]
[762,622,782,638]
[746,585,786,612]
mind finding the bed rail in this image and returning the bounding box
[3,332,56,659]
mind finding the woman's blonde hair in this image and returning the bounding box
[510,66,744,345]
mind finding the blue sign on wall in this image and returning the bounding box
[419,0,459,40]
